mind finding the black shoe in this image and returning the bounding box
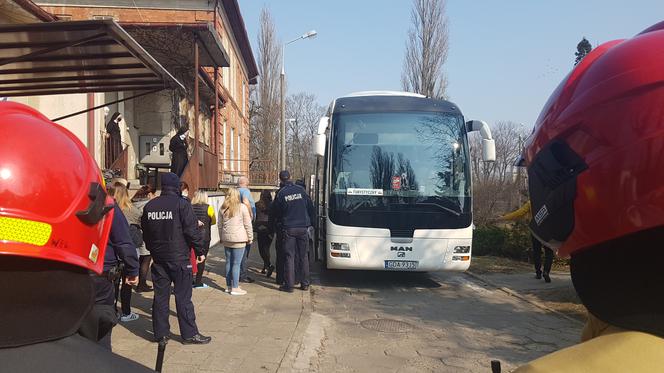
[279,285,294,293]
[260,268,267,274]
[182,333,212,345]
[240,277,255,283]
[266,265,275,278]
[535,271,542,279]
[155,336,170,344]
[543,272,551,283]
[300,284,310,291]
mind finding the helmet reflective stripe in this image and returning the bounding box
[0,216,51,246]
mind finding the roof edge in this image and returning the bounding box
[221,0,258,84]
[13,0,58,22]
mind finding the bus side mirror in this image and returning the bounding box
[317,116,330,135]
[482,139,496,162]
[315,134,326,157]
[466,120,496,162]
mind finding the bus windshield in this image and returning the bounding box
[329,111,471,230]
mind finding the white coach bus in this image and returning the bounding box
[312,91,495,271]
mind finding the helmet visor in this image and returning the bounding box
[527,140,587,251]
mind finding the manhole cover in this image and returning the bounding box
[360,318,413,333]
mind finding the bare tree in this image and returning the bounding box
[285,92,326,181]
[469,121,529,224]
[401,0,450,99]
[250,7,282,183]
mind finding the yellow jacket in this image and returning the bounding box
[500,201,531,221]
[515,314,664,372]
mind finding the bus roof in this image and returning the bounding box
[341,91,426,98]
[333,92,461,115]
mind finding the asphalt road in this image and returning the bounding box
[296,267,581,372]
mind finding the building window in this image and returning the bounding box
[92,15,117,20]
[223,67,230,90]
[230,127,235,171]
[223,121,227,169]
[242,80,246,117]
[232,64,237,100]
[237,133,241,172]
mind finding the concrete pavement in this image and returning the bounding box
[112,243,311,372]
[303,269,581,372]
[475,271,572,294]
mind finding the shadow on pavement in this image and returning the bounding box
[318,266,442,289]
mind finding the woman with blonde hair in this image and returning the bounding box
[191,190,216,288]
[218,187,253,295]
[110,183,141,322]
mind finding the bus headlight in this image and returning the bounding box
[453,246,470,253]
[331,242,350,251]
[452,255,470,261]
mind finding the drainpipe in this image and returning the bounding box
[87,93,95,157]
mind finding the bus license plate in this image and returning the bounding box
[384,260,418,270]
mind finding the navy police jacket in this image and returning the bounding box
[271,182,315,229]
[104,204,139,276]
[141,186,204,263]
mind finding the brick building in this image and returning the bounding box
[31,0,258,189]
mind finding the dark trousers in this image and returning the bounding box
[138,255,151,287]
[283,227,310,289]
[195,258,207,285]
[120,281,132,316]
[240,243,251,280]
[532,235,553,274]
[151,261,199,340]
[195,242,210,286]
[275,230,284,284]
[91,275,116,350]
[257,228,273,269]
[119,267,132,316]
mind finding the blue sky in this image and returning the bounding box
[238,1,664,128]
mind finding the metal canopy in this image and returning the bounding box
[123,23,230,107]
[123,23,230,69]
[0,20,184,97]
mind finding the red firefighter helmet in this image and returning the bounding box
[0,102,114,274]
[524,22,664,258]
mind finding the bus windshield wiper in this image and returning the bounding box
[414,202,461,216]
[348,199,371,214]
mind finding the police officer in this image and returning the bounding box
[272,170,315,292]
[141,173,211,344]
[269,178,287,285]
[92,202,139,350]
[0,102,152,372]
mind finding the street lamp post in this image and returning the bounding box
[280,30,317,172]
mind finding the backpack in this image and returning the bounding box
[129,224,143,248]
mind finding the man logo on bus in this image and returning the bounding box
[397,252,406,258]
[391,246,413,252]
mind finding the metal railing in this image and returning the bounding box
[220,158,277,186]
[101,130,129,177]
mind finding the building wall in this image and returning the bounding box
[214,8,250,182]
[38,1,253,184]
[12,94,87,143]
